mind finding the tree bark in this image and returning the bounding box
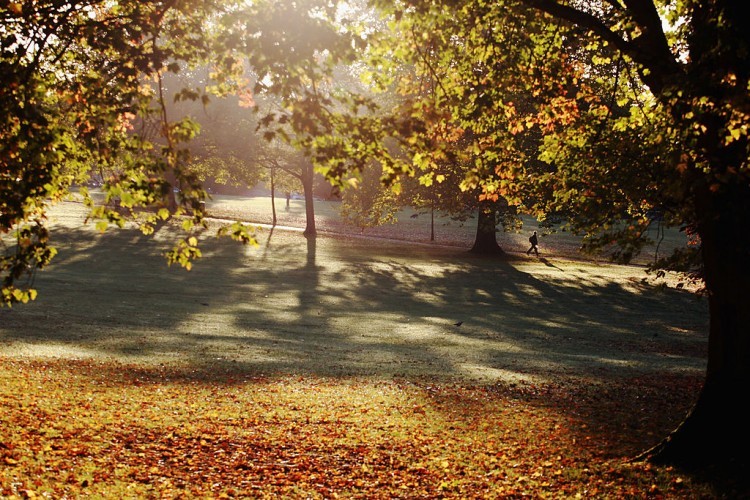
[644,181,750,467]
[470,207,504,255]
[301,161,316,237]
[270,167,277,227]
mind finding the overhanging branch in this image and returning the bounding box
[520,0,634,54]
[519,0,681,93]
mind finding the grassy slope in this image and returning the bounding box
[1,201,706,384]
[0,200,726,498]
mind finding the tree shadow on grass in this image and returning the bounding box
[1,222,707,384]
[0,221,721,491]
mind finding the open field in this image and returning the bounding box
[0,200,732,498]
[204,193,689,265]
[1,200,705,382]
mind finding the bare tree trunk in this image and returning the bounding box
[270,166,277,227]
[165,168,178,212]
[430,206,435,242]
[301,162,316,237]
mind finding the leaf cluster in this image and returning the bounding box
[0,0,226,304]
[1,0,364,305]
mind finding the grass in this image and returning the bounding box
[2,201,705,382]
[204,194,688,265]
[0,199,729,498]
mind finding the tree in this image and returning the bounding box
[257,140,302,225]
[212,0,365,237]
[1,0,359,304]
[263,142,318,235]
[514,0,750,468]
[401,162,457,243]
[359,0,750,467]
[339,163,399,232]
[161,68,266,197]
[401,158,515,252]
[334,0,551,254]
[0,0,229,304]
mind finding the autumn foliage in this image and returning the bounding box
[2,357,733,498]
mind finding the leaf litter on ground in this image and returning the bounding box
[1,357,719,498]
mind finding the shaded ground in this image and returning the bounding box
[1,201,733,497]
[0,202,707,386]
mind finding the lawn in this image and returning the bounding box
[204,193,688,265]
[1,199,737,498]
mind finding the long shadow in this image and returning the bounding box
[0,224,248,352]
[1,222,708,382]
[189,233,707,384]
[539,256,564,271]
[0,220,720,489]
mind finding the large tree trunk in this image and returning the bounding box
[470,207,504,255]
[645,172,750,468]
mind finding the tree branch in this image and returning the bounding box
[519,0,681,93]
[520,0,634,55]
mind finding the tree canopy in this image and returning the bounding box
[2,0,225,303]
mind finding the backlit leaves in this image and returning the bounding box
[1,0,345,304]
[1,0,219,304]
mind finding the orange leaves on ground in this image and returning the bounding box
[0,358,706,498]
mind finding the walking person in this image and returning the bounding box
[526,230,539,257]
